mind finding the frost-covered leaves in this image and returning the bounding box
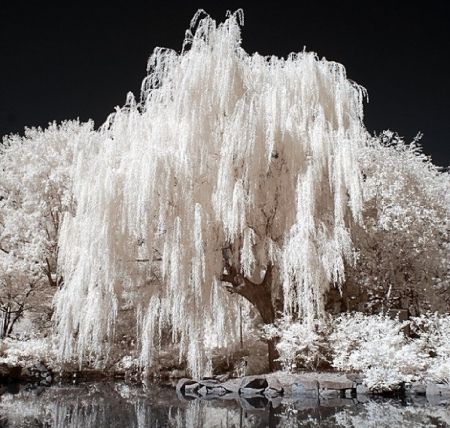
[0,337,53,367]
[54,10,368,377]
[263,312,450,392]
[330,312,450,391]
[263,316,330,371]
[0,121,93,335]
[411,313,450,384]
[330,313,428,391]
[351,132,450,314]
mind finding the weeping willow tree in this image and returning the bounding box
[54,10,367,377]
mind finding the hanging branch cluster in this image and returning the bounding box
[53,10,367,377]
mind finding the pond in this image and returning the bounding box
[0,382,449,427]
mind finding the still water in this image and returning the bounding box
[0,382,449,427]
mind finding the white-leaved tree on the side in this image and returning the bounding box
[348,131,450,314]
[0,121,93,337]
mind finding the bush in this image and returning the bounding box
[329,312,428,392]
[411,313,450,384]
[265,311,450,392]
[263,316,330,371]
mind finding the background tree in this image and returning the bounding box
[54,12,367,377]
[342,132,450,315]
[0,121,92,337]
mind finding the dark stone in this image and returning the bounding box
[36,386,45,396]
[201,376,216,381]
[240,375,268,390]
[176,378,198,394]
[239,395,268,410]
[184,382,199,394]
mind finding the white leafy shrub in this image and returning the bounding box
[329,312,428,392]
[0,338,54,367]
[263,317,330,371]
[264,312,450,391]
[411,313,450,384]
[429,359,450,385]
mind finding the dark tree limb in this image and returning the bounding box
[220,254,280,371]
[44,258,56,287]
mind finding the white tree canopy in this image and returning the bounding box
[0,121,92,337]
[54,11,368,377]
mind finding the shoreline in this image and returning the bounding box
[175,372,450,405]
[1,361,449,406]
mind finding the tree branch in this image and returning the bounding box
[220,248,275,324]
[44,258,56,287]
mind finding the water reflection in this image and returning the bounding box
[0,382,448,427]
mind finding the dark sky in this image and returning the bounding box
[1,1,449,167]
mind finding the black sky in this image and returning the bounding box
[1,1,449,167]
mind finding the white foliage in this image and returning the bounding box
[352,132,450,313]
[263,316,330,371]
[0,121,92,336]
[240,227,256,278]
[53,10,367,377]
[0,337,53,367]
[330,312,429,391]
[412,313,450,384]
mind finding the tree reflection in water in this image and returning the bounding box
[0,383,448,427]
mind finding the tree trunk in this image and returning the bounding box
[1,309,10,338]
[1,306,23,338]
[221,262,281,371]
[268,337,281,371]
[6,311,21,337]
